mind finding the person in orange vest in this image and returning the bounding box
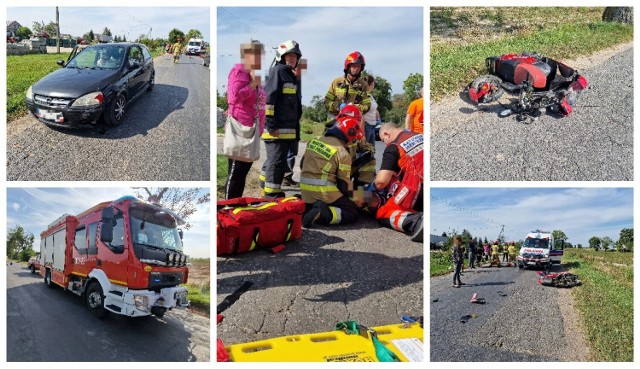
[405,87,424,134]
[371,123,423,242]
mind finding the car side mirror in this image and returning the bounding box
[129,60,141,69]
[100,207,114,243]
[178,229,184,240]
[57,60,65,66]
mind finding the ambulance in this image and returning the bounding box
[517,230,564,271]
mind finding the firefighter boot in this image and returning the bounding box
[283,173,299,187]
[302,200,335,228]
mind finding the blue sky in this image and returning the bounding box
[6,188,211,259]
[7,7,210,42]
[217,7,423,105]
[430,188,633,248]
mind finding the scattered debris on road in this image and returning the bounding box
[538,272,582,288]
[470,293,486,304]
[460,313,478,323]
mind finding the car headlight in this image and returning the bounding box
[71,91,104,107]
[26,86,33,100]
[134,295,149,311]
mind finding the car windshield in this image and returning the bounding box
[188,41,201,47]
[524,237,549,249]
[66,45,125,70]
[129,204,183,252]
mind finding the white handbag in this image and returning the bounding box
[222,101,261,162]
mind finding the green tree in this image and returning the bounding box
[102,27,112,36]
[589,236,601,251]
[185,29,203,41]
[132,188,210,230]
[385,93,408,124]
[16,26,32,39]
[122,35,127,42]
[361,72,393,119]
[403,73,423,102]
[88,29,95,42]
[552,230,568,242]
[302,95,328,123]
[600,236,613,252]
[217,90,228,111]
[32,21,57,37]
[7,225,35,262]
[618,227,633,252]
[168,28,185,43]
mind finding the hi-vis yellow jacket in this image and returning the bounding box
[300,136,353,204]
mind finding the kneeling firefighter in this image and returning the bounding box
[300,114,365,228]
[370,123,424,242]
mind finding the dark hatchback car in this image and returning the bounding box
[25,43,155,128]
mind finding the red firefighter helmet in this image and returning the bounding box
[343,51,365,74]
[337,104,362,123]
[337,117,364,144]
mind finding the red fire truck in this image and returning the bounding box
[39,196,190,318]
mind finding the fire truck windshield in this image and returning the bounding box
[523,237,549,249]
[129,206,183,252]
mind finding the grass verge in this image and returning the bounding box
[216,155,228,199]
[563,249,633,361]
[430,251,453,277]
[186,281,210,315]
[6,53,71,121]
[431,18,633,102]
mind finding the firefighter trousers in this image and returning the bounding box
[305,196,359,226]
[260,140,298,198]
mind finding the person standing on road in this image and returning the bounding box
[483,242,490,262]
[405,87,424,134]
[224,40,266,199]
[508,242,517,267]
[259,40,303,198]
[362,75,380,146]
[300,114,364,228]
[173,37,183,63]
[502,242,509,262]
[371,123,424,242]
[452,236,464,288]
[491,241,500,265]
[324,51,371,120]
[468,239,476,269]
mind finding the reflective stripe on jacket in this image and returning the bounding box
[300,136,352,204]
[324,76,371,116]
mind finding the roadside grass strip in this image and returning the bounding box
[430,21,633,102]
[564,249,633,361]
[216,155,228,199]
[186,281,211,315]
[6,53,70,120]
[430,251,453,277]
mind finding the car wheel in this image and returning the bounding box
[147,71,155,92]
[85,282,107,319]
[45,269,53,288]
[104,94,126,126]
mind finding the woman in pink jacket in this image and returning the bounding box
[224,40,266,199]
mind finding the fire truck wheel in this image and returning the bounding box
[45,269,53,288]
[104,94,127,126]
[85,282,107,319]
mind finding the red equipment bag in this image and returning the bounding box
[217,197,305,256]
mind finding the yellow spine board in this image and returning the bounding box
[226,323,423,362]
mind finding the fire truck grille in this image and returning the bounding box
[148,272,183,290]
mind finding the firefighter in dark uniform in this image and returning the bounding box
[373,123,424,242]
[259,40,303,198]
[324,51,371,120]
[300,115,365,228]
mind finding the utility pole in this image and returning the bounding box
[56,7,60,54]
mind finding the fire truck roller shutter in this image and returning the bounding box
[52,228,66,271]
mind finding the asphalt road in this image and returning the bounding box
[430,263,579,361]
[216,139,423,347]
[430,45,633,181]
[6,53,210,181]
[6,262,210,362]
